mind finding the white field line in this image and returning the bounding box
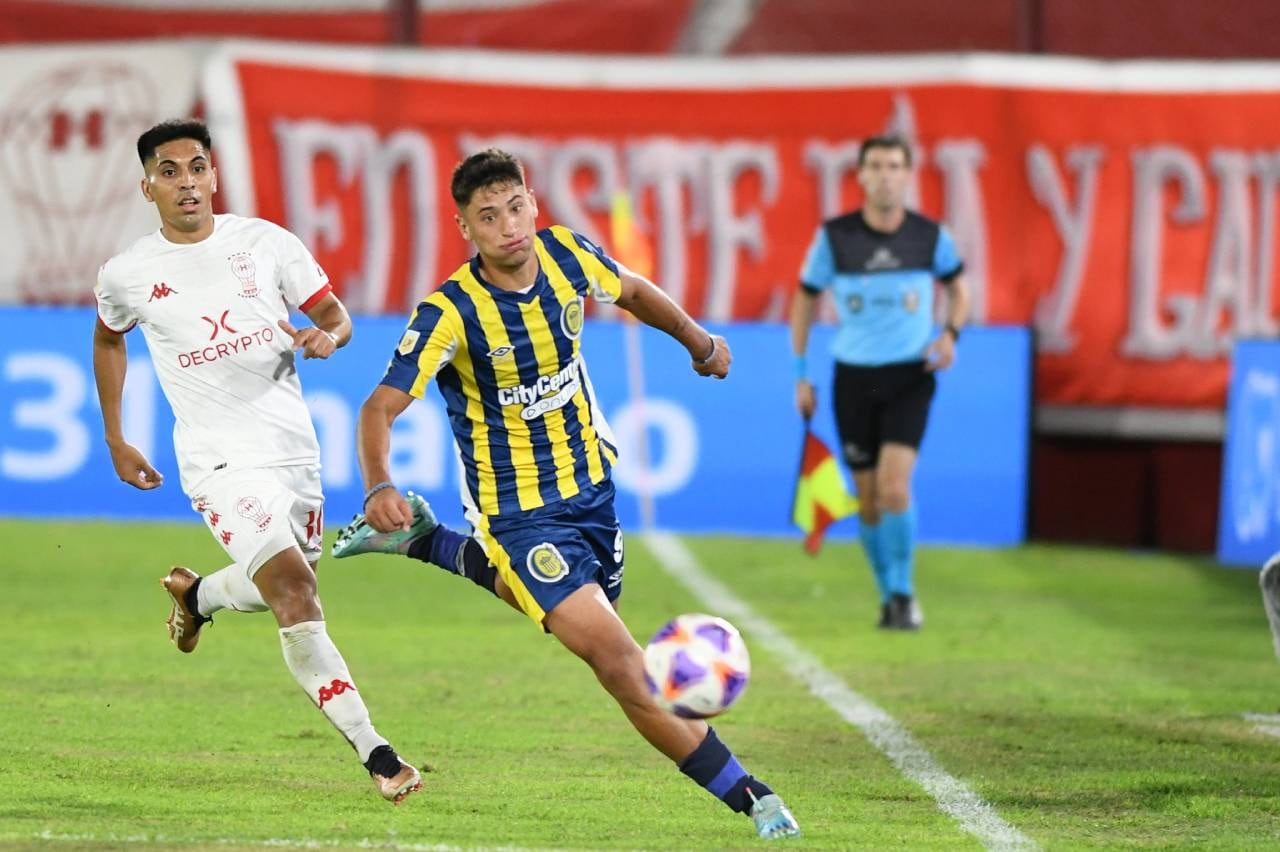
[642,531,1037,852]
[1242,712,1280,740]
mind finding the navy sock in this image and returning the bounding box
[677,728,773,814]
[407,531,498,597]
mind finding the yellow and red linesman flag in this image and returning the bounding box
[791,430,860,555]
[609,190,654,280]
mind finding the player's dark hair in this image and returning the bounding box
[858,135,913,167]
[451,148,526,207]
[136,119,212,165]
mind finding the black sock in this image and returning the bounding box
[677,727,770,814]
[183,578,210,625]
[458,540,499,596]
[363,744,402,778]
[406,533,499,598]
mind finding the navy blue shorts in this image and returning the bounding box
[478,479,624,628]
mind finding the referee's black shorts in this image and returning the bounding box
[832,359,936,472]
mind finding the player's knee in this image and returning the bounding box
[586,641,644,694]
[877,485,910,513]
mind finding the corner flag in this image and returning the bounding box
[609,190,654,279]
[791,429,860,555]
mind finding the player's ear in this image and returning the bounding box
[527,188,538,218]
[454,212,470,242]
[210,166,218,194]
[140,175,154,203]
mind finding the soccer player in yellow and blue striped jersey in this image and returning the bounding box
[335,149,800,840]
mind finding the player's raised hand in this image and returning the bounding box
[106,440,164,490]
[692,334,731,379]
[278,319,338,360]
[365,488,415,533]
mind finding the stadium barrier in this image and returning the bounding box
[0,306,1030,545]
[1218,339,1280,565]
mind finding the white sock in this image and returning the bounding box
[278,620,389,763]
[197,564,269,615]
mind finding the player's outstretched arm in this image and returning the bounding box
[356,384,417,532]
[92,321,163,490]
[278,293,352,360]
[614,268,731,379]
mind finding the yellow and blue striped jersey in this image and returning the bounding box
[382,225,624,518]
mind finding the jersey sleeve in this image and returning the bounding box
[933,225,965,282]
[380,297,459,400]
[552,226,622,304]
[799,226,835,293]
[94,262,137,333]
[275,228,332,311]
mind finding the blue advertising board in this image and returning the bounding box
[0,306,1029,545]
[1218,339,1280,566]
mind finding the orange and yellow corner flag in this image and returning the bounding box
[791,430,860,555]
[609,190,655,280]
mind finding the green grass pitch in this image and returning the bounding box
[2,518,1279,849]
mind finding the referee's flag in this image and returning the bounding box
[791,430,860,555]
[609,190,654,279]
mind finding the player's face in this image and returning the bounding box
[140,138,217,239]
[858,147,910,213]
[456,181,539,271]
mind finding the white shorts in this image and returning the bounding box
[189,465,325,576]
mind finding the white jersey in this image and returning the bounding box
[95,214,332,495]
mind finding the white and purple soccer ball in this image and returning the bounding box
[643,613,751,719]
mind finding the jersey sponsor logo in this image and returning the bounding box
[527,542,569,583]
[201,309,238,340]
[865,246,901,271]
[177,325,276,368]
[147,282,178,302]
[236,495,273,531]
[497,360,582,421]
[228,252,259,298]
[397,329,420,356]
[560,297,584,339]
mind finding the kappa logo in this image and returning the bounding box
[527,542,569,583]
[148,282,177,302]
[220,529,233,545]
[865,246,901,271]
[560,297,584,339]
[209,511,221,528]
[317,678,356,708]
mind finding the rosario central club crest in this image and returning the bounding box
[228,252,258,298]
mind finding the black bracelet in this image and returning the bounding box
[945,323,962,343]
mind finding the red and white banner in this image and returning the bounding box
[152,48,1280,410]
[0,42,206,304]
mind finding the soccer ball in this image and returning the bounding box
[643,613,751,718]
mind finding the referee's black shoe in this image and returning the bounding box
[888,593,923,631]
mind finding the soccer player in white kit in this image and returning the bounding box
[91,119,421,804]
